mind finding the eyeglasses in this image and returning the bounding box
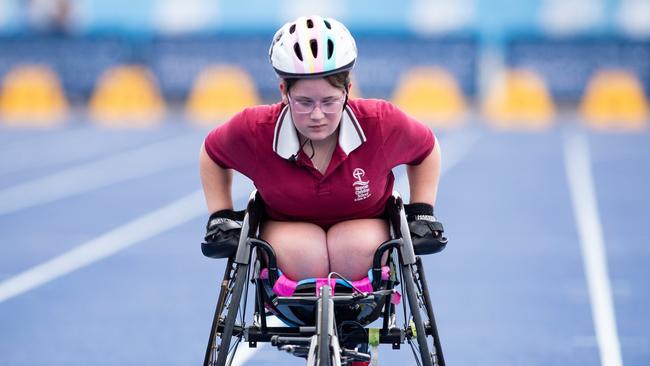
[287,93,346,114]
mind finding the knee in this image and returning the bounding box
[261,221,329,279]
[327,219,388,253]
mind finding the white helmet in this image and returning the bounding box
[269,16,357,78]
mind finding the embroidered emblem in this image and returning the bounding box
[352,168,371,202]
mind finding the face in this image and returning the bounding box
[281,78,346,142]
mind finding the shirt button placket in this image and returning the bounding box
[317,179,331,196]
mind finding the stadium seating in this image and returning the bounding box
[185,65,260,126]
[482,69,555,129]
[89,65,166,127]
[580,69,649,130]
[144,37,273,101]
[0,65,68,126]
[392,66,467,127]
[355,36,478,101]
[507,38,650,101]
[0,37,131,101]
[0,32,647,131]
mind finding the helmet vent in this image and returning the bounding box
[327,39,334,59]
[310,39,318,58]
[293,43,303,61]
[270,16,357,77]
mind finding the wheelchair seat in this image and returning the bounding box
[259,266,390,297]
[255,260,398,327]
[236,191,402,328]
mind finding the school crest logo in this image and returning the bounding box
[352,168,371,202]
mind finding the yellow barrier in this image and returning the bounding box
[185,65,260,125]
[392,67,466,128]
[0,65,68,127]
[89,65,165,127]
[482,69,555,130]
[580,69,649,130]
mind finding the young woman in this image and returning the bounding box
[200,15,445,281]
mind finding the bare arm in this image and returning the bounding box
[406,136,441,205]
[199,143,234,213]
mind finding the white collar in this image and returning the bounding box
[272,104,367,160]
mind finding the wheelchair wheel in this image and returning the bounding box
[415,257,445,366]
[401,262,438,366]
[204,258,250,366]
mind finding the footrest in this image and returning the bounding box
[272,335,315,359]
[271,335,312,347]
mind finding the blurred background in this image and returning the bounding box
[0,0,648,128]
[1,1,649,366]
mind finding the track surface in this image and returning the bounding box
[1,123,648,365]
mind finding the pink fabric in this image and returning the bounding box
[381,265,390,280]
[260,266,391,297]
[350,266,390,294]
[273,275,298,297]
[315,278,338,296]
[350,278,373,293]
[391,291,402,305]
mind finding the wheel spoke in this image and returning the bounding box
[401,263,434,366]
[408,338,424,366]
[204,261,250,366]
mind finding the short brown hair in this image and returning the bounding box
[283,71,350,94]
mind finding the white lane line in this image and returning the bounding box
[231,317,286,366]
[0,190,205,304]
[0,133,201,216]
[564,131,623,366]
[0,174,254,304]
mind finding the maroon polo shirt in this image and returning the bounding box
[204,98,435,229]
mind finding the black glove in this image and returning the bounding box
[201,209,243,259]
[404,203,448,255]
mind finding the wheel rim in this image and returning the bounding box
[401,263,435,366]
[206,261,250,366]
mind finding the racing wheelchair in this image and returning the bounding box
[202,191,447,366]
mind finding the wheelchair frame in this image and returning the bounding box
[203,191,446,366]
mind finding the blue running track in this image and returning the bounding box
[0,122,648,365]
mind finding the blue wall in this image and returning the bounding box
[1,0,648,101]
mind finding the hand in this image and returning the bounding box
[201,209,243,258]
[404,203,448,255]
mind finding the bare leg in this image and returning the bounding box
[327,219,389,281]
[261,220,329,280]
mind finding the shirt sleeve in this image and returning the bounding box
[379,101,435,167]
[204,108,257,179]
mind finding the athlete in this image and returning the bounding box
[200,15,446,281]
